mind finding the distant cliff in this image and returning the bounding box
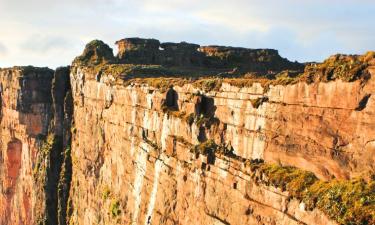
[0,38,374,225]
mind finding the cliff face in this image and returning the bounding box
[0,67,72,225]
[66,57,374,224]
[0,38,374,225]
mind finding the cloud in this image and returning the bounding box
[0,42,7,55]
[0,0,374,67]
[20,35,73,53]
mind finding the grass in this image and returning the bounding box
[246,162,375,225]
[302,179,374,225]
[188,145,375,225]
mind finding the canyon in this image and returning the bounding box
[0,38,374,225]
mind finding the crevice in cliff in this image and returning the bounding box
[205,212,231,225]
[34,134,63,225]
[355,94,371,111]
[33,67,73,225]
[57,82,74,225]
[245,195,307,225]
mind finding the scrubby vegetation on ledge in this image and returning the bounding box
[253,162,375,225]
[298,52,375,83]
[74,42,375,93]
[78,58,373,94]
[190,139,374,225]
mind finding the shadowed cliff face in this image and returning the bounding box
[0,38,374,225]
[0,66,73,225]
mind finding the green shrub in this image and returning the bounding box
[257,163,375,225]
[191,139,218,155]
[109,199,121,218]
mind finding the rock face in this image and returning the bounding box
[115,38,303,72]
[0,38,374,225]
[66,55,374,224]
[0,66,72,225]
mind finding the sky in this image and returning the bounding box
[0,0,374,68]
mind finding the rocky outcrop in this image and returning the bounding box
[115,38,303,72]
[0,38,374,225]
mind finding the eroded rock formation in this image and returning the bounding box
[0,38,374,225]
[115,37,303,72]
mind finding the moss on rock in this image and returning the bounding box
[73,40,115,65]
[253,163,375,225]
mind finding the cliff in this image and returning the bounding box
[0,66,72,225]
[0,38,374,225]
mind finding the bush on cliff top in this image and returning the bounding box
[299,52,374,83]
[74,40,115,65]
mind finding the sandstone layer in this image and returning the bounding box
[0,38,374,225]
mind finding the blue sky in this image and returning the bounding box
[0,0,374,68]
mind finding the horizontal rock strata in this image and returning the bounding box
[0,38,374,225]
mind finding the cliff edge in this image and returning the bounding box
[0,38,374,225]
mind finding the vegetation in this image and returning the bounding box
[189,141,375,224]
[33,134,65,225]
[102,186,111,200]
[299,52,374,83]
[246,162,375,225]
[109,199,121,218]
[73,40,115,65]
[57,144,73,225]
[74,40,374,93]
[195,114,220,128]
[250,97,269,109]
[191,140,234,158]
[192,79,223,92]
[191,139,218,155]
[33,134,59,178]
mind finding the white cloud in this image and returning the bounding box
[0,0,374,67]
[0,42,7,55]
[20,35,73,53]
